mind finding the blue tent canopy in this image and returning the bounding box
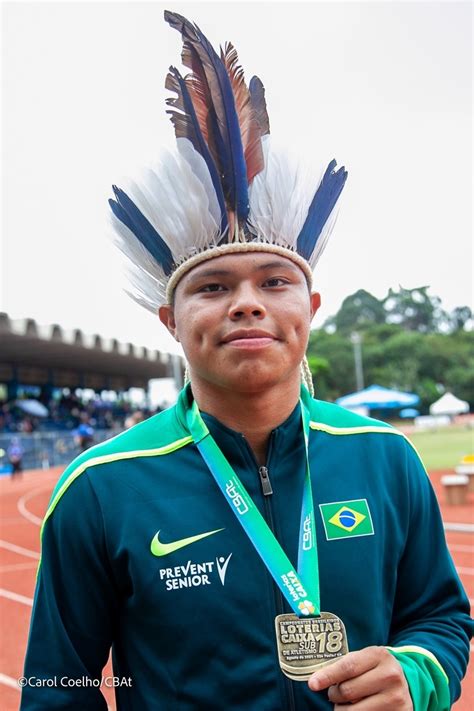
[399,408,420,418]
[336,385,420,410]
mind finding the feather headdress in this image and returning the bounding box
[109,10,348,309]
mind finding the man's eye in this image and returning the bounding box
[264,278,287,287]
[200,283,226,293]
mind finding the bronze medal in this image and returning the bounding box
[275,611,349,681]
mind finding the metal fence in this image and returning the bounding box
[0,429,121,474]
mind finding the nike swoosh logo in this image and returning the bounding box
[150,528,225,557]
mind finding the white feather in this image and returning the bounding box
[176,137,222,228]
[248,136,326,251]
[125,263,164,314]
[123,146,220,263]
[109,213,168,307]
[308,204,340,269]
[109,214,166,285]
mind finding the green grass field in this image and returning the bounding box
[407,425,473,471]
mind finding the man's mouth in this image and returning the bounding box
[221,330,278,349]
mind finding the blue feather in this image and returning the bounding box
[109,186,175,276]
[296,161,348,261]
[166,66,228,235]
[165,11,249,226]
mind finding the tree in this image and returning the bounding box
[307,331,354,400]
[444,362,474,404]
[449,306,472,333]
[307,286,474,411]
[306,355,329,397]
[328,289,386,334]
[383,286,449,333]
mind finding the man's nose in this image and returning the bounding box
[228,284,266,320]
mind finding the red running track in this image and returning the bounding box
[0,467,472,710]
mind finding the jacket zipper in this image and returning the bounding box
[261,480,297,711]
[258,466,273,496]
[253,446,296,711]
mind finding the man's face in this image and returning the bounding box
[159,252,321,393]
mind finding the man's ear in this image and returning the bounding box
[310,292,321,320]
[158,305,180,342]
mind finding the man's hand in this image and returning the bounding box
[308,646,412,710]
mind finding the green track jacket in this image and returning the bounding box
[21,385,472,710]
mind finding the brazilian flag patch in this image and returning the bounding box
[319,499,374,541]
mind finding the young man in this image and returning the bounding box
[22,11,471,710]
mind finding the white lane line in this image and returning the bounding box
[0,540,39,559]
[0,672,19,690]
[444,523,474,533]
[17,487,47,526]
[0,561,39,573]
[448,544,474,553]
[456,567,474,576]
[0,588,33,606]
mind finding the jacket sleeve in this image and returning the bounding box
[21,469,119,710]
[387,438,473,710]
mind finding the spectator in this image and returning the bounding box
[74,417,95,452]
[7,437,23,479]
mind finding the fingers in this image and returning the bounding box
[333,687,412,711]
[328,667,386,704]
[308,647,412,711]
[308,647,381,691]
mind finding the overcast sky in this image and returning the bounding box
[2,0,472,355]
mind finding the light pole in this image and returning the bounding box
[350,331,364,392]
[171,354,184,391]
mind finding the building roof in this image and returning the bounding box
[0,312,182,391]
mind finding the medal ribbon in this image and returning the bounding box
[186,394,320,618]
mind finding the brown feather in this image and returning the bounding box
[165,70,189,140]
[180,39,226,171]
[166,59,214,154]
[178,27,228,144]
[165,70,212,151]
[221,42,264,184]
[164,11,256,225]
[186,76,210,145]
